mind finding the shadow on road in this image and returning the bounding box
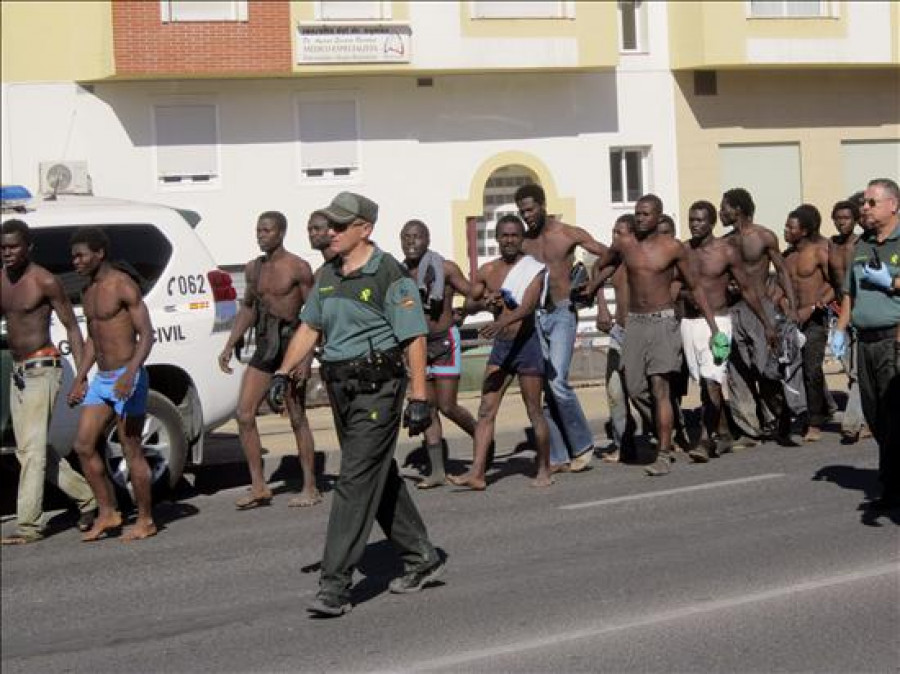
[812,464,899,526]
[186,451,332,496]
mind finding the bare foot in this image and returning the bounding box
[531,473,555,488]
[447,473,486,491]
[81,511,124,542]
[288,490,323,507]
[122,520,158,542]
[803,427,822,443]
[550,463,571,474]
[235,489,273,510]
[416,477,446,490]
[1,533,43,545]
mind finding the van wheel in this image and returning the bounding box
[102,391,188,499]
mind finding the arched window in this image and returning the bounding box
[475,165,539,267]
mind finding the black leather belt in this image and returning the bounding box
[321,348,404,384]
[16,357,61,371]
[856,326,897,343]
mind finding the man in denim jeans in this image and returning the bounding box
[1,219,96,544]
[515,184,608,472]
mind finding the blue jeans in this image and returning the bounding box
[537,303,594,465]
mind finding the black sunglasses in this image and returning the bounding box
[329,219,363,232]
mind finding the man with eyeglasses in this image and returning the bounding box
[831,178,900,512]
[273,192,444,617]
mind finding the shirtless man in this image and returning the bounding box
[1,220,96,544]
[679,202,776,462]
[401,220,477,488]
[593,215,638,463]
[448,215,552,490]
[67,227,156,541]
[720,188,798,445]
[780,205,834,442]
[514,183,608,473]
[586,194,721,476]
[829,200,867,442]
[218,212,319,510]
[308,210,336,267]
[658,214,691,452]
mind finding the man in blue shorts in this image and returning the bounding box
[448,215,552,490]
[401,220,477,488]
[67,227,157,542]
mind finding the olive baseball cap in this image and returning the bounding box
[317,192,379,225]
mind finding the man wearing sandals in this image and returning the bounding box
[218,211,321,510]
[1,220,96,545]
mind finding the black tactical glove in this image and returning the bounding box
[402,399,433,436]
[267,373,289,414]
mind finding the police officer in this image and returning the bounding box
[832,178,900,512]
[273,192,443,617]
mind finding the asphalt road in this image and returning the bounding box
[2,421,898,673]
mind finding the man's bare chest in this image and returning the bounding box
[1,277,45,315]
[83,287,124,322]
[256,265,301,298]
[693,248,729,279]
[523,235,570,265]
[789,251,823,279]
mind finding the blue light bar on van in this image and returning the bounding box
[1,185,32,202]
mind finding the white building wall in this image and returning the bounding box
[407,1,579,69]
[605,0,682,234]
[2,8,680,269]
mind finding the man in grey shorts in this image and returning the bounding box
[586,195,723,475]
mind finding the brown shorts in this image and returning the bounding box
[622,310,683,397]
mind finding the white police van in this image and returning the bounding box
[1,187,242,493]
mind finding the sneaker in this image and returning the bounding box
[840,430,859,444]
[389,559,446,594]
[306,595,351,618]
[714,432,734,454]
[644,454,672,476]
[774,432,801,447]
[688,443,710,464]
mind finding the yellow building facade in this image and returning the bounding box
[668,0,900,233]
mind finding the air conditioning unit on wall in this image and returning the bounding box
[38,160,92,196]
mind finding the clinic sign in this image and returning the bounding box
[297,24,412,64]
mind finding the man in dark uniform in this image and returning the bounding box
[832,178,900,512]
[274,192,443,617]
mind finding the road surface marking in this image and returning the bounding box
[391,562,899,673]
[560,473,785,510]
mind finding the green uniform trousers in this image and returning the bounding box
[856,337,900,500]
[320,376,437,602]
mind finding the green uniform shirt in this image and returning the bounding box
[843,222,900,329]
[301,246,427,362]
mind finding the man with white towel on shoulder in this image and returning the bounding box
[448,215,553,491]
